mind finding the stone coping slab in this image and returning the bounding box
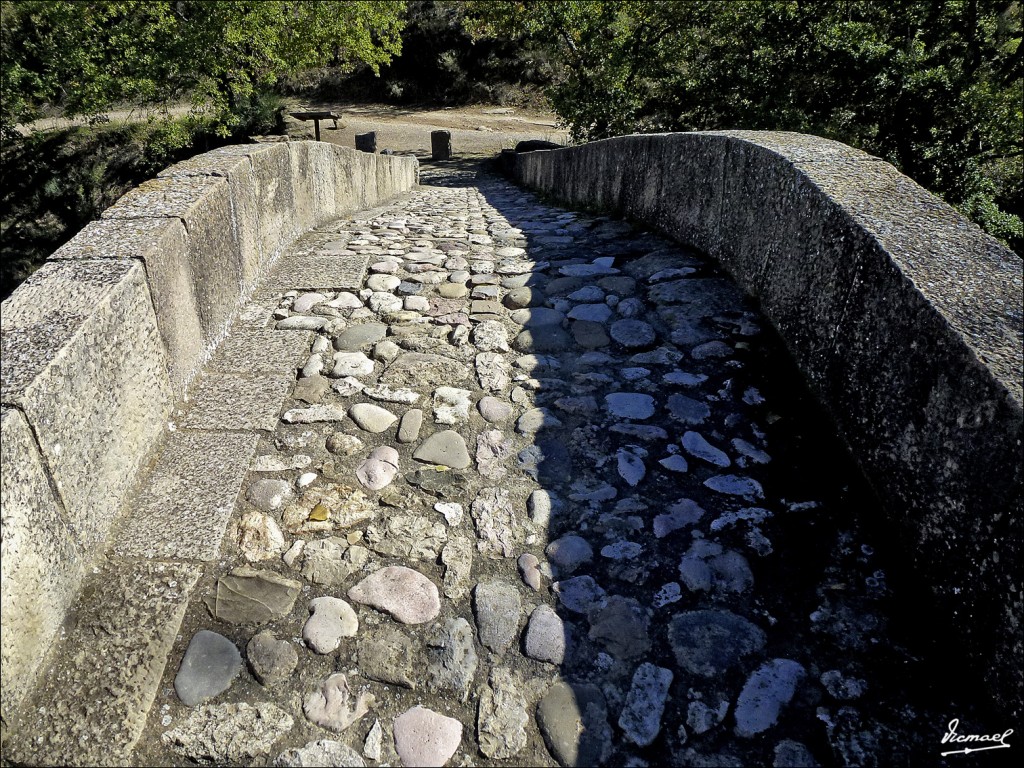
[178,372,294,433]
[0,259,172,550]
[0,407,84,726]
[111,430,258,562]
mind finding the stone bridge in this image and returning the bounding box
[0,134,1020,767]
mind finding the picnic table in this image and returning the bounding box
[289,111,340,141]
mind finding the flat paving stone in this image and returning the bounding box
[734,658,806,737]
[3,562,200,766]
[258,252,369,295]
[524,604,570,664]
[205,567,302,624]
[207,326,313,374]
[393,706,462,768]
[246,631,298,687]
[605,392,656,419]
[303,596,359,654]
[348,402,398,433]
[275,740,365,767]
[357,626,416,689]
[174,630,242,706]
[348,566,441,624]
[334,323,388,351]
[113,430,256,561]
[164,702,294,763]
[473,581,522,654]
[536,682,612,768]
[426,617,479,701]
[413,430,471,469]
[667,609,767,677]
[180,372,293,431]
[618,663,673,747]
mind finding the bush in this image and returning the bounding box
[0,104,282,300]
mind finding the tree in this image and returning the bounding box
[318,1,560,106]
[0,1,406,135]
[465,0,1023,251]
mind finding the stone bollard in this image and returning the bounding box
[355,132,377,153]
[431,130,452,161]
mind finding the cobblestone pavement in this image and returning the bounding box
[6,164,996,767]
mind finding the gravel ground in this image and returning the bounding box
[283,101,569,158]
[18,100,571,158]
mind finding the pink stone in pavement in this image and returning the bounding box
[347,566,440,624]
[355,446,400,491]
[393,705,462,767]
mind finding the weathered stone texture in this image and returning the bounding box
[514,131,1023,713]
[0,407,84,725]
[50,216,202,395]
[0,142,418,749]
[112,430,257,561]
[104,174,245,345]
[2,561,201,766]
[0,259,172,549]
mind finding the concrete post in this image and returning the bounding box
[355,132,377,153]
[431,130,452,161]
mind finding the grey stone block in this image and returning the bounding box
[49,216,203,396]
[179,372,293,432]
[288,228,353,255]
[1,561,201,767]
[258,252,370,295]
[716,140,867,373]
[706,128,877,162]
[290,141,342,229]
[0,259,172,550]
[801,156,1023,401]
[112,429,257,561]
[160,142,297,267]
[349,149,375,209]
[246,142,300,262]
[0,407,85,725]
[160,141,284,172]
[103,175,244,345]
[356,131,377,153]
[159,148,268,294]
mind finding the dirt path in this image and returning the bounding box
[289,100,570,157]
[17,100,570,157]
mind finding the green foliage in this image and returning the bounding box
[0,116,227,300]
[316,1,558,106]
[466,0,1023,252]
[0,0,406,135]
[0,0,407,298]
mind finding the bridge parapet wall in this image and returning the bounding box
[0,142,417,724]
[512,131,1023,713]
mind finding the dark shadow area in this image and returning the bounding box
[418,157,1013,766]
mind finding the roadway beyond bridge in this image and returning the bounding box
[1,138,1020,766]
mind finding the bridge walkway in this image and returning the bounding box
[4,163,985,767]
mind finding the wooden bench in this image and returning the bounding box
[289,111,340,141]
